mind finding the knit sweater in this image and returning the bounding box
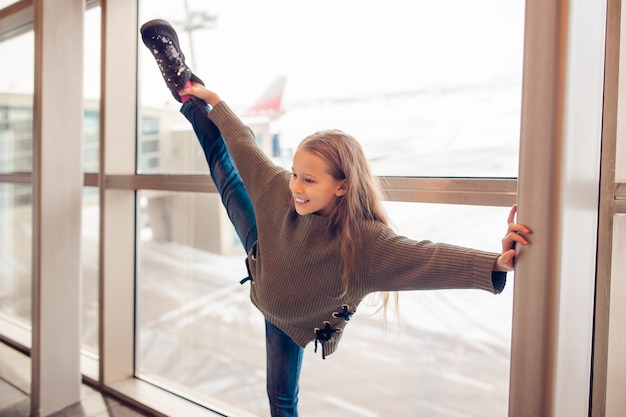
[208,101,504,357]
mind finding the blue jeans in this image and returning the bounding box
[181,98,304,417]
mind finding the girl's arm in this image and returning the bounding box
[366,205,531,294]
[179,83,286,202]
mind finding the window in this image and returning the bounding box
[136,1,524,415]
[0,31,34,346]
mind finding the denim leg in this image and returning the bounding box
[180,97,258,253]
[265,320,303,417]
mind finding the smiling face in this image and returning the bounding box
[289,148,347,217]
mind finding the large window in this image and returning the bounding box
[0,31,34,346]
[136,1,524,416]
[81,5,101,359]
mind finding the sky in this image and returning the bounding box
[138,0,525,109]
[0,0,525,112]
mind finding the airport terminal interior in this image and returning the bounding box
[0,0,625,416]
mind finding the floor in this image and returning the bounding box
[0,342,151,417]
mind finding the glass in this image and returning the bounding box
[138,0,524,177]
[0,30,34,341]
[135,190,264,416]
[0,32,34,174]
[80,6,101,359]
[0,1,18,10]
[136,1,522,415]
[0,184,32,331]
[135,192,513,416]
[306,206,512,417]
[81,188,99,355]
[83,6,101,173]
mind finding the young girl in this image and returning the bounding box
[141,19,531,417]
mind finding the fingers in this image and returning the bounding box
[496,249,516,271]
[178,85,222,106]
[507,204,517,225]
[505,204,531,241]
[507,223,531,239]
[503,229,529,249]
[497,205,532,271]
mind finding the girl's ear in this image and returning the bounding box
[335,180,348,197]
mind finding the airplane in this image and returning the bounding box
[238,76,288,160]
[240,75,287,121]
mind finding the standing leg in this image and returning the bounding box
[181,97,258,253]
[265,321,304,417]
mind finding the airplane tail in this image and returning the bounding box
[241,76,287,119]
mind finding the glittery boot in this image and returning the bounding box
[140,19,203,102]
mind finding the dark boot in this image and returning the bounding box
[140,19,204,102]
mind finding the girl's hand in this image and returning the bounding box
[178,83,222,107]
[494,204,531,271]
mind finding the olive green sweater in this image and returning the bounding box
[208,101,503,357]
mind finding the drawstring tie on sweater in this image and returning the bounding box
[314,322,341,360]
[314,304,356,359]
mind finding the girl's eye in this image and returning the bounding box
[305,178,315,183]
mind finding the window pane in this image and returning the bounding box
[84,6,101,173]
[0,184,32,332]
[82,188,99,356]
[136,1,521,415]
[0,31,33,345]
[312,205,512,417]
[80,6,101,361]
[135,190,265,415]
[0,1,19,11]
[138,0,524,177]
[0,31,34,174]
[135,192,513,415]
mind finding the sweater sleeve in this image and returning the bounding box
[367,225,501,294]
[207,101,286,202]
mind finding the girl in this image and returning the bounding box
[141,19,531,417]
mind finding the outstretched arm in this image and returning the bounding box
[494,204,531,271]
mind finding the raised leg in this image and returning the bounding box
[181,97,258,253]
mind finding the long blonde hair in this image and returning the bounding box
[297,129,398,314]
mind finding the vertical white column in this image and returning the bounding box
[510,0,606,416]
[99,0,137,384]
[31,0,84,415]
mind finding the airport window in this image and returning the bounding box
[0,183,32,332]
[81,188,99,356]
[136,1,524,415]
[0,30,34,343]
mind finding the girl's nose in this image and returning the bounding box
[291,178,303,193]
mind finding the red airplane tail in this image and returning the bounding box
[241,76,287,119]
